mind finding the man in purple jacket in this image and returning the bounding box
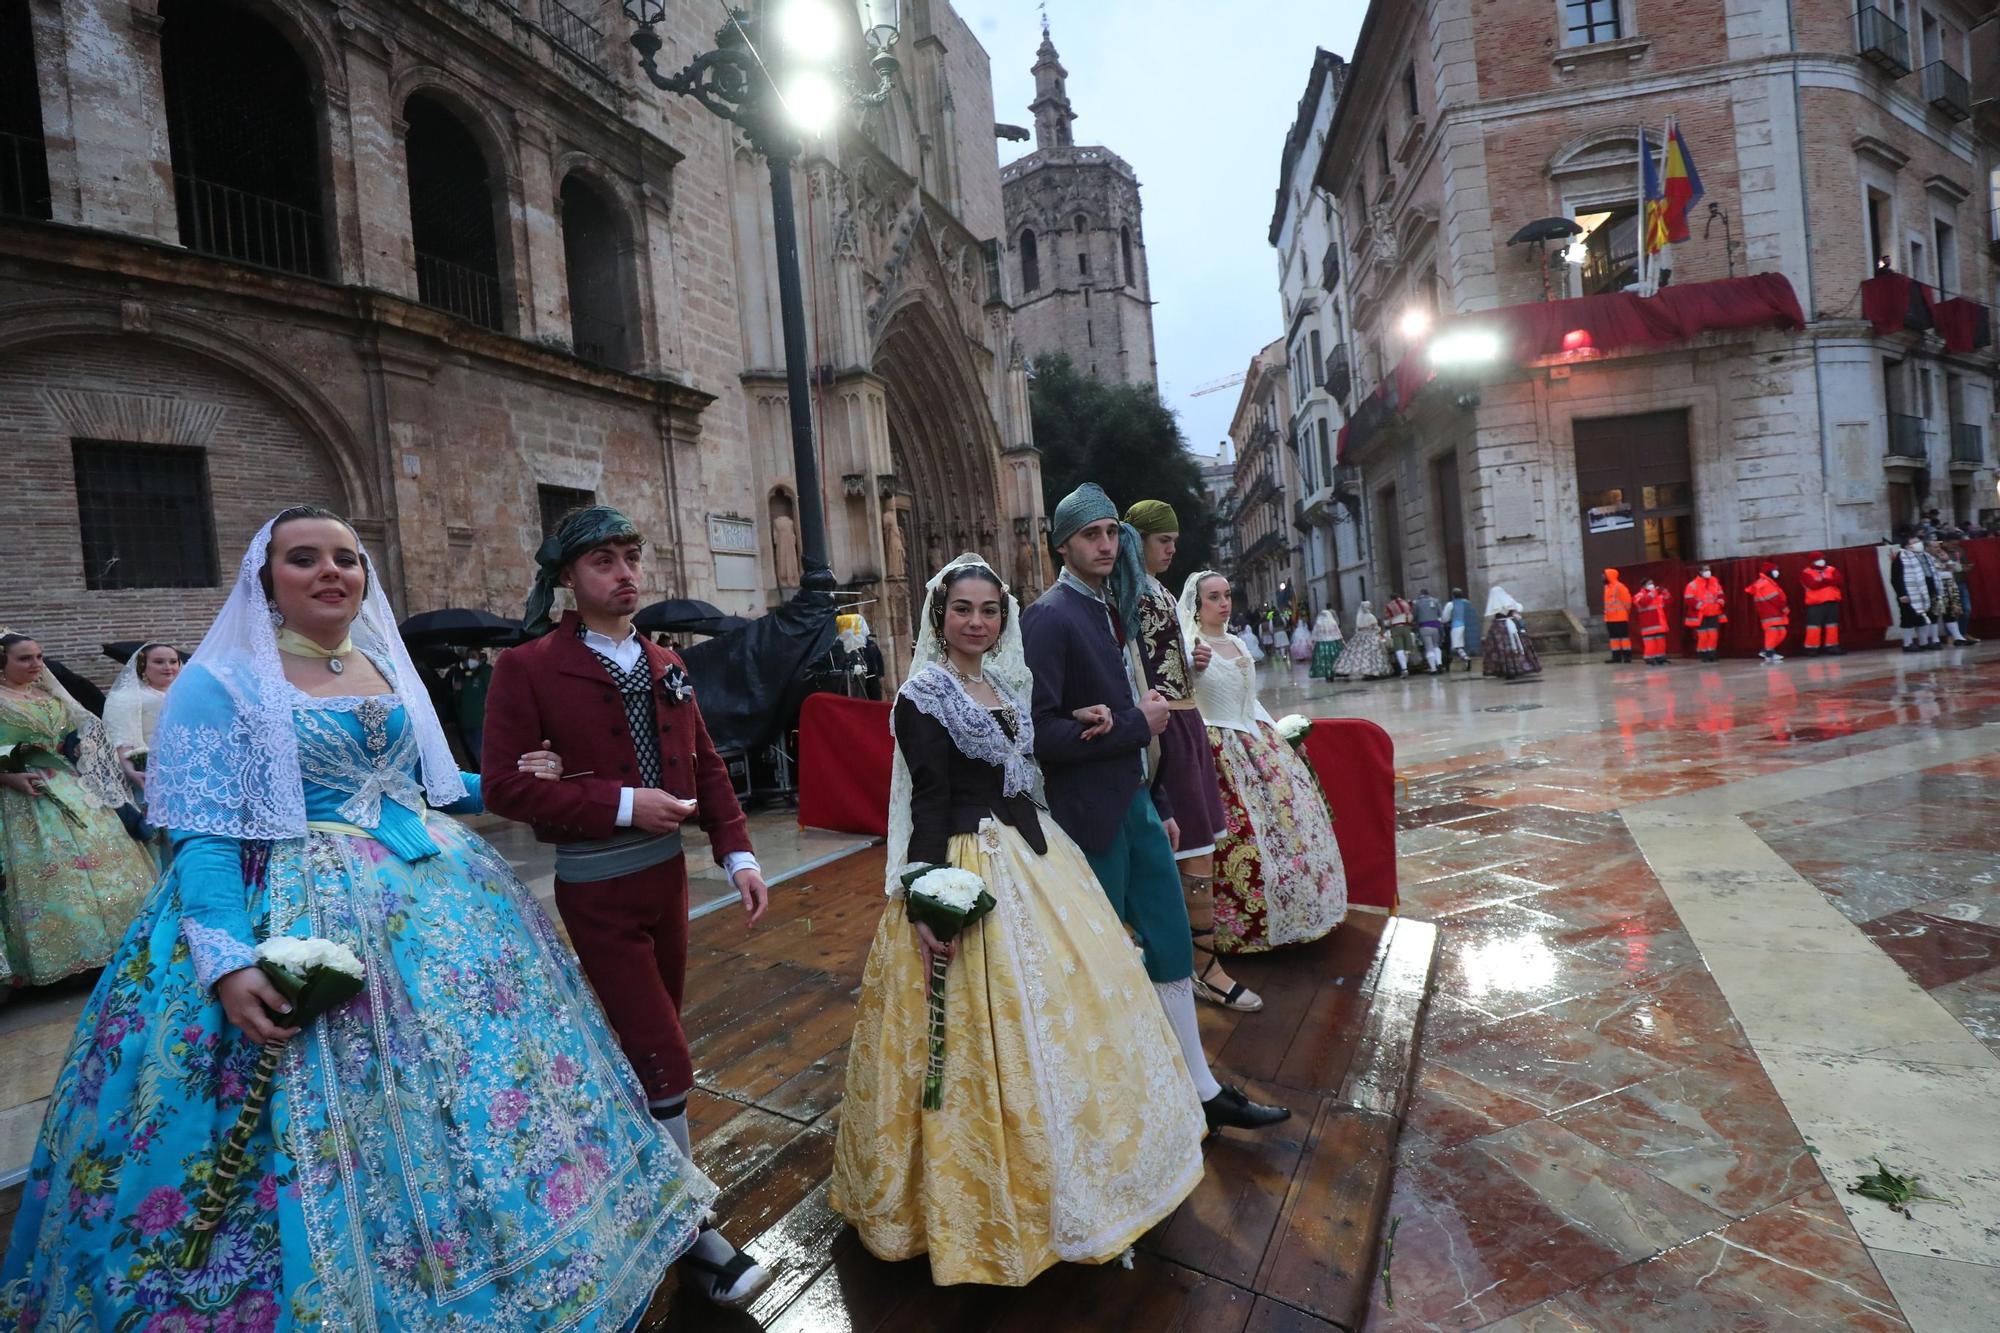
[1021,483,1289,1133]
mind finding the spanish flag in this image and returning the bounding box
[1643,120,1703,254]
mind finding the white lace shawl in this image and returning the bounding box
[103,647,169,755]
[146,515,466,841]
[884,554,1038,896]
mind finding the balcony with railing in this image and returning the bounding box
[174,174,326,278]
[416,251,505,331]
[538,0,605,65]
[1855,6,1911,77]
[1325,343,1351,404]
[1920,61,1970,121]
[1951,422,1985,467]
[1887,413,1928,461]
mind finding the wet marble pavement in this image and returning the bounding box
[1262,645,2000,1331]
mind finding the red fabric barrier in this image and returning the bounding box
[1483,273,1806,364]
[1960,537,2000,635]
[1302,718,1399,912]
[796,693,893,837]
[1616,543,1896,658]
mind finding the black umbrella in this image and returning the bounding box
[1507,216,1584,246]
[673,614,752,638]
[634,598,728,633]
[103,640,148,664]
[46,660,105,717]
[398,608,521,645]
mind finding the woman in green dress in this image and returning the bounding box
[0,632,156,986]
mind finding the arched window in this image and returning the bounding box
[405,93,505,330]
[1073,214,1087,234]
[1020,228,1040,293]
[559,172,632,369]
[1,0,50,221]
[161,0,325,276]
[1120,225,1135,287]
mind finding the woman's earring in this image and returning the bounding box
[267,600,285,630]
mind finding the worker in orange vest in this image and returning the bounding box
[1797,553,1846,656]
[1602,568,1634,663]
[1633,579,1673,666]
[1683,565,1727,661]
[1747,566,1789,664]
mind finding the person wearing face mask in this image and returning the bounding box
[1683,565,1727,661]
[1632,578,1673,665]
[1891,532,1943,652]
[447,647,493,767]
[1746,567,1790,664]
[1796,554,1846,656]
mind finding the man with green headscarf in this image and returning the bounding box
[482,504,775,1309]
[1123,500,1260,1014]
[1022,484,1290,1133]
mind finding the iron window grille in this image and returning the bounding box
[72,441,220,590]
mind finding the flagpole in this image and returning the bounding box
[1636,123,1650,294]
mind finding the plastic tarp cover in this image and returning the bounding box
[679,589,840,753]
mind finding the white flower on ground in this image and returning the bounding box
[910,867,986,912]
[256,935,364,979]
[1275,714,1313,742]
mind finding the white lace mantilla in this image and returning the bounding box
[294,694,426,828]
[895,663,1039,801]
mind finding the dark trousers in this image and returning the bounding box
[554,855,692,1101]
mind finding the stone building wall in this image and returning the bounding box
[2,0,1038,683]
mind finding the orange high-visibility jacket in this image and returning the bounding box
[1633,586,1672,637]
[1747,574,1789,627]
[1602,570,1634,621]
[1799,564,1844,605]
[1683,575,1726,626]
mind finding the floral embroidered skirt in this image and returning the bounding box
[0,821,712,1331]
[1482,618,1542,679]
[830,819,1204,1286]
[1206,724,1350,955]
[1336,628,1392,679]
[0,764,155,987]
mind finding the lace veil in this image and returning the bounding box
[0,627,129,810]
[147,514,467,841]
[1175,569,1231,654]
[103,645,167,756]
[884,553,1037,896]
[1484,586,1524,618]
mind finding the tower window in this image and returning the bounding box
[1121,225,1135,286]
[1078,251,1089,276]
[1020,227,1040,292]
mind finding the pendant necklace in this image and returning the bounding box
[276,627,355,676]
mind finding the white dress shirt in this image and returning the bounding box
[583,624,760,885]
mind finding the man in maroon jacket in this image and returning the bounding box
[482,505,771,1310]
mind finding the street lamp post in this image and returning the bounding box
[620,1,900,594]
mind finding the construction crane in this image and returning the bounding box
[1187,371,1247,398]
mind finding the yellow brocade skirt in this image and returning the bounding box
[829,819,1206,1286]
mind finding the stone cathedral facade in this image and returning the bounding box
[999,24,1157,388]
[0,0,1042,681]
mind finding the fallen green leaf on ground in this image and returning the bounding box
[1848,1159,1956,1217]
[1380,1215,1401,1310]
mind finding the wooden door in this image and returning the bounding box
[1573,410,1693,607]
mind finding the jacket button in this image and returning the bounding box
[620,763,632,774]
[666,756,678,766]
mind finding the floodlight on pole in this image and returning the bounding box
[1399,307,1432,339]
[1429,330,1503,368]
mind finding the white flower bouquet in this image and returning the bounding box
[1274,713,1314,744]
[180,935,365,1267]
[898,865,997,1111]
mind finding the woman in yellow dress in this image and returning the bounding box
[830,555,1205,1286]
[0,632,157,986]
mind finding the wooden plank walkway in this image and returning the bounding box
[649,848,1438,1332]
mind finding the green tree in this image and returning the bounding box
[1029,354,1218,594]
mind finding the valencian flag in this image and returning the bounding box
[1642,118,1703,254]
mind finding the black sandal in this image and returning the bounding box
[1191,936,1263,1012]
[682,1247,772,1311]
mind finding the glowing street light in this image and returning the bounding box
[1429,330,1502,368]
[619,0,903,592]
[1400,307,1432,340]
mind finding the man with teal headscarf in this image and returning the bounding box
[1021,484,1289,1133]
[483,503,776,1309]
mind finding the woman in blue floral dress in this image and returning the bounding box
[0,508,714,1330]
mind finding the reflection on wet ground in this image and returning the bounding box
[1257,646,2000,1331]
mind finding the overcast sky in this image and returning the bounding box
[951,0,1368,463]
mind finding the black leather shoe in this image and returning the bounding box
[1203,1084,1291,1131]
